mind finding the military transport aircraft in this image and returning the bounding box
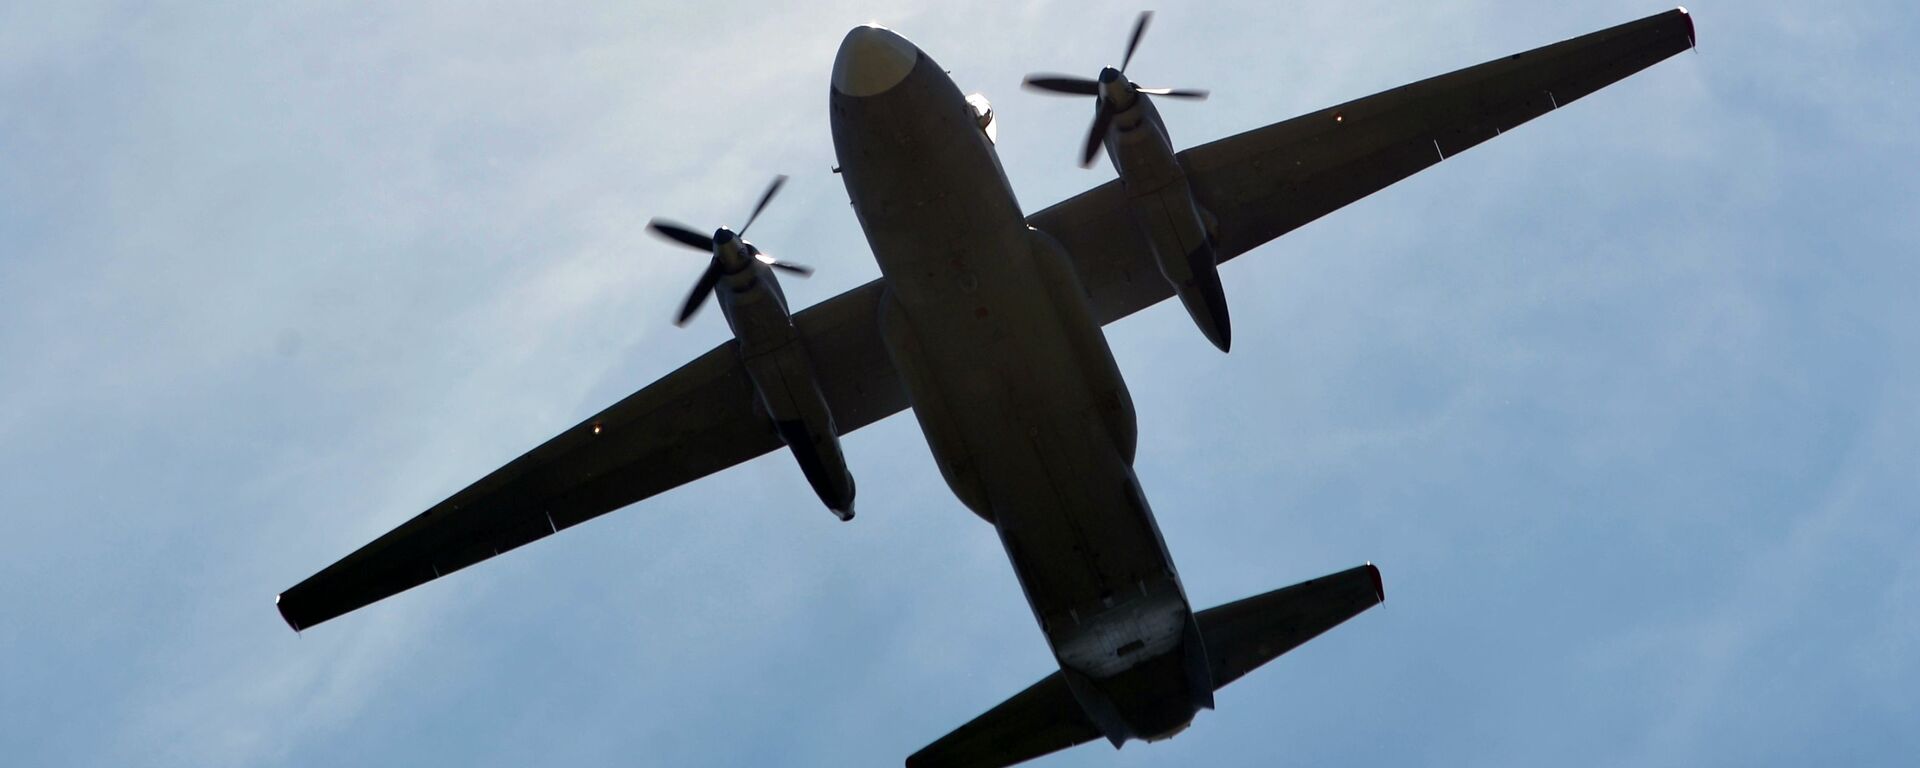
[277,9,1697,767]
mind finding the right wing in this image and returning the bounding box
[276,282,905,631]
[1030,8,1697,325]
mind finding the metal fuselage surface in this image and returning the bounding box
[830,26,1211,743]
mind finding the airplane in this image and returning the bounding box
[276,8,1698,768]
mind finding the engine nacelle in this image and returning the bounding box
[721,264,858,520]
[1104,91,1234,351]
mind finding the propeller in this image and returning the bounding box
[647,175,814,326]
[1022,11,1210,167]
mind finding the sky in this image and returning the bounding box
[2,1,1916,766]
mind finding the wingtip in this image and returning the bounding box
[1363,562,1385,604]
[1675,7,1696,50]
[276,593,304,633]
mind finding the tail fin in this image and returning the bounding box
[906,564,1383,768]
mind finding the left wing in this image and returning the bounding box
[276,282,904,630]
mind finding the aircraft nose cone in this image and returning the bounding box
[833,24,918,97]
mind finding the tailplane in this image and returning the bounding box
[1196,562,1384,690]
[906,564,1383,768]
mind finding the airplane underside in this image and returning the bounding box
[275,8,1697,768]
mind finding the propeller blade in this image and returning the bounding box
[648,219,715,251]
[765,259,815,277]
[1080,101,1112,168]
[1135,86,1209,99]
[675,261,724,326]
[752,250,815,277]
[738,174,788,237]
[1121,11,1152,73]
[1023,75,1100,96]
[745,243,816,276]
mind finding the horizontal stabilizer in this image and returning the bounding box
[1196,563,1384,691]
[905,671,1101,768]
[907,564,1383,768]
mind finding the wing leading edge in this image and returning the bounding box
[278,8,1693,632]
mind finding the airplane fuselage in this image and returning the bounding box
[830,26,1212,744]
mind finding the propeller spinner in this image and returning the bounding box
[647,175,814,326]
[1022,11,1210,167]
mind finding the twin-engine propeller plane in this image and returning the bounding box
[277,9,1697,767]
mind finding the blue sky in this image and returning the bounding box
[2,1,1915,765]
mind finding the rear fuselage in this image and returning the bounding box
[829,26,1212,744]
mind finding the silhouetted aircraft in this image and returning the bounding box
[278,9,1696,767]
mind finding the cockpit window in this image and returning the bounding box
[965,92,997,144]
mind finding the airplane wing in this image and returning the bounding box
[1030,7,1697,325]
[280,8,1693,631]
[275,282,904,630]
